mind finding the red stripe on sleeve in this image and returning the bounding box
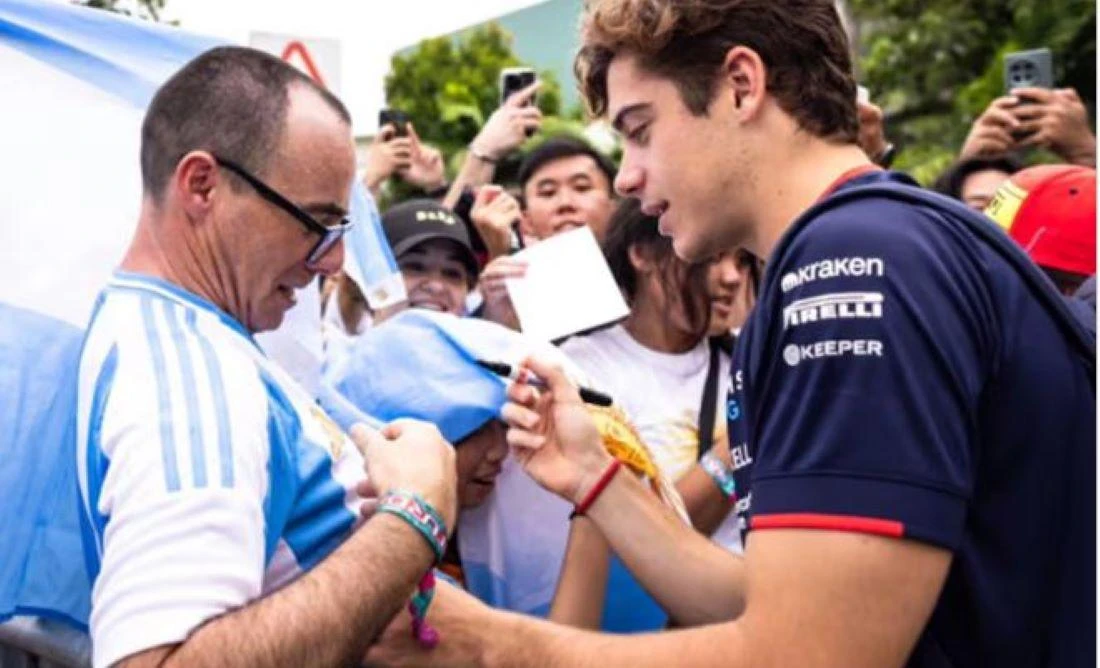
[751,513,905,538]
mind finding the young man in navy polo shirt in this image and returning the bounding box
[367,1,1095,665]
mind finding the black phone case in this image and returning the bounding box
[501,72,537,106]
[378,109,408,137]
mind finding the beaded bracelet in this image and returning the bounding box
[377,490,448,563]
[700,451,737,502]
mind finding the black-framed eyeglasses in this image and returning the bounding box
[213,155,353,266]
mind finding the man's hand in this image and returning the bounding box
[961,89,1096,167]
[440,82,542,209]
[364,125,414,192]
[960,96,1022,158]
[1013,87,1097,166]
[469,81,543,161]
[399,124,447,192]
[501,356,613,504]
[856,100,889,164]
[471,186,522,260]
[352,420,458,534]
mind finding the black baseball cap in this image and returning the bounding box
[381,199,480,282]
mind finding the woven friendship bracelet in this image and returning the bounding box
[700,451,737,502]
[378,490,448,563]
[408,571,440,649]
[377,491,447,649]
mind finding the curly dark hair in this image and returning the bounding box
[575,0,859,143]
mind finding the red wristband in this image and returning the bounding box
[570,460,622,519]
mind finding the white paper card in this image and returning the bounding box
[505,226,629,342]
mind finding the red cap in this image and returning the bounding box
[985,165,1096,277]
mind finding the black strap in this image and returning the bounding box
[696,337,726,459]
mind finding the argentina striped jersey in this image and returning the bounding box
[75,272,365,668]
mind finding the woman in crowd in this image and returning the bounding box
[562,199,756,544]
[555,199,757,630]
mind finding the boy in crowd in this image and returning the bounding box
[479,136,618,328]
[517,136,618,244]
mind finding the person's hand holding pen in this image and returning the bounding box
[499,356,615,504]
[479,360,612,406]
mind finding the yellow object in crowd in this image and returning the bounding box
[587,404,689,523]
[588,404,659,479]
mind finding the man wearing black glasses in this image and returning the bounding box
[75,46,457,667]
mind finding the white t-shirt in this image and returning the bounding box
[77,272,365,668]
[561,325,742,552]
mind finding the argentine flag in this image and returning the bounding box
[0,0,400,633]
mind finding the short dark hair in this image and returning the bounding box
[517,135,617,194]
[140,46,351,201]
[602,198,710,340]
[932,155,1025,200]
[575,0,859,143]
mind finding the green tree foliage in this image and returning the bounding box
[384,22,569,162]
[851,0,1095,183]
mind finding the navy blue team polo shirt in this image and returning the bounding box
[729,170,1095,667]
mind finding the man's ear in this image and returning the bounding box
[173,151,219,223]
[721,45,767,119]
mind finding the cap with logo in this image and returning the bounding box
[382,199,480,282]
[985,164,1096,277]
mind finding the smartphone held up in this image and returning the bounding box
[500,67,537,106]
[379,108,409,138]
[1004,48,1054,93]
[500,67,538,138]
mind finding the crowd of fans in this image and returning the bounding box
[311,31,1099,633]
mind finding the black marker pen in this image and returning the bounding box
[477,360,613,407]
